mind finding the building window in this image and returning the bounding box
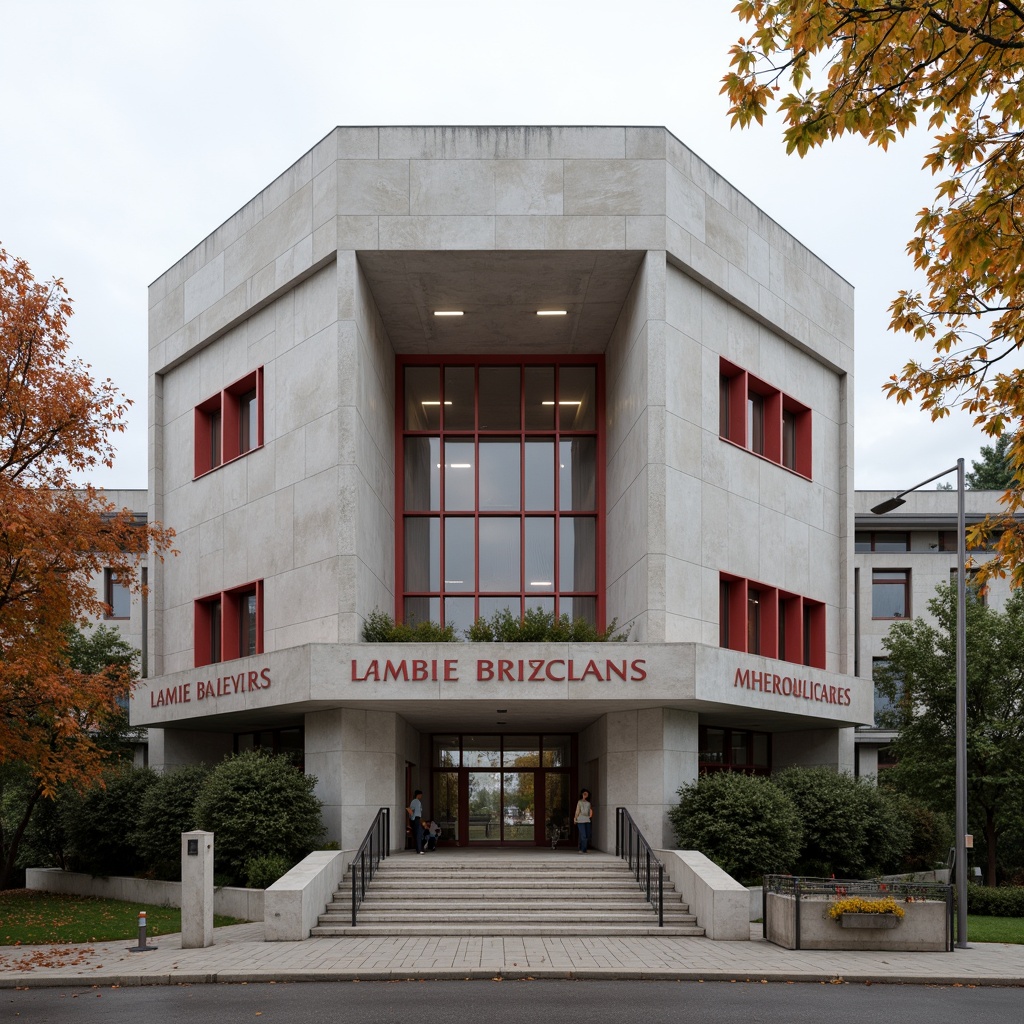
[194,581,263,667]
[855,531,909,553]
[698,726,771,775]
[719,573,825,669]
[103,568,131,619]
[719,359,811,477]
[194,368,264,477]
[871,657,902,725]
[871,569,909,618]
[398,358,602,636]
[951,567,987,605]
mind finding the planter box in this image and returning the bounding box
[839,912,900,929]
[765,892,949,951]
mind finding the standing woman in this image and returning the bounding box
[574,788,594,854]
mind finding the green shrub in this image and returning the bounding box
[669,772,802,885]
[361,610,457,642]
[192,751,324,887]
[243,853,294,889]
[465,607,631,642]
[966,883,1024,917]
[60,763,157,877]
[133,764,211,880]
[774,766,910,878]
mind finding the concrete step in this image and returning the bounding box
[327,901,694,917]
[335,896,687,911]
[310,923,706,937]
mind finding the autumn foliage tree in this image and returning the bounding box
[0,246,174,887]
[723,2,1024,584]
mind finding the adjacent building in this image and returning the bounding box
[852,488,1015,777]
[133,126,870,850]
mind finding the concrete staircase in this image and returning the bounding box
[311,850,705,937]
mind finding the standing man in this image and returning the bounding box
[407,789,425,855]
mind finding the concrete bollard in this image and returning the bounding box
[181,830,214,948]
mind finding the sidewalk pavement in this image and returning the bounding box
[2,922,1022,987]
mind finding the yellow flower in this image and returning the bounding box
[826,897,905,920]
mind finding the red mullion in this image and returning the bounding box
[594,358,606,629]
[394,361,406,622]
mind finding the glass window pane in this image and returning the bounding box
[404,595,439,626]
[560,517,595,591]
[433,735,460,768]
[404,437,439,510]
[503,736,540,767]
[854,531,871,553]
[444,366,474,431]
[525,518,554,593]
[479,518,520,590]
[479,596,520,621]
[443,596,475,636]
[702,727,725,764]
[405,366,440,430]
[752,733,769,766]
[108,573,131,618]
[731,730,749,766]
[444,518,474,592]
[525,440,555,510]
[874,533,909,553]
[542,735,572,767]
[526,595,555,618]
[479,440,521,511]
[525,366,555,430]
[559,438,596,510]
[558,366,596,430]
[444,439,475,509]
[872,572,908,618]
[463,737,500,769]
[479,367,521,430]
[563,596,596,625]
[405,517,439,591]
[432,771,459,842]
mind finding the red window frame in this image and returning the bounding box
[194,368,264,478]
[194,580,264,668]
[396,356,606,630]
[871,569,910,620]
[720,358,811,477]
[719,572,825,669]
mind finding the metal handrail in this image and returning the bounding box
[615,807,664,926]
[351,806,391,926]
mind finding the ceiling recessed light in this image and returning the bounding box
[542,400,582,406]
[537,310,567,316]
[421,400,453,405]
[434,310,464,316]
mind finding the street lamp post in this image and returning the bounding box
[871,458,969,949]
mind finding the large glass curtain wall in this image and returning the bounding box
[400,359,603,636]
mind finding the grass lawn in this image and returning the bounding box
[0,890,243,946]
[966,914,1024,944]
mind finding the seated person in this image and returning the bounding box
[423,819,441,851]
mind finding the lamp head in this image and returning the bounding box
[871,496,907,515]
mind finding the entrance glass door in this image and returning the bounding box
[431,734,576,846]
[468,771,500,842]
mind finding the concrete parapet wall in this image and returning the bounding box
[25,867,264,922]
[765,892,950,951]
[659,850,749,940]
[264,850,353,941]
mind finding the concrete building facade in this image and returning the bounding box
[133,126,870,851]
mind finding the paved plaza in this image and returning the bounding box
[2,920,1022,987]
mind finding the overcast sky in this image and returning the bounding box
[2,0,996,492]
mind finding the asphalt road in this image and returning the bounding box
[3,979,1021,1024]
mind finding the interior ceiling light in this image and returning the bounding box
[536,310,567,316]
[542,400,582,406]
[421,400,453,406]
[450,463,471,469]
[434,310,464,316]
[529,581,553,587]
